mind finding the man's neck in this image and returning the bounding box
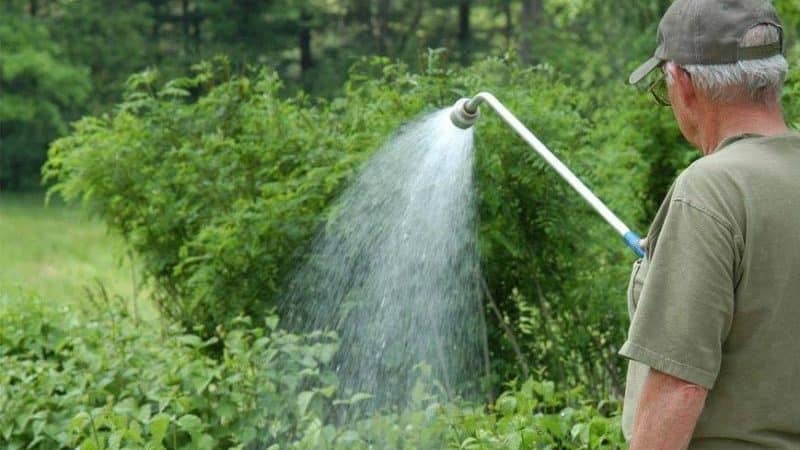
[698,101,789,155]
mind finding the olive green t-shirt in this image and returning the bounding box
[620,132,800,449]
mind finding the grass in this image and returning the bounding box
[0,191,155,319]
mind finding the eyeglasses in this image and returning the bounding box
[647,69,670,107]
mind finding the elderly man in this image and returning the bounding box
[620,0,799,449]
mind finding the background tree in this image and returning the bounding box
[0,9,91,189]
[51,0,155,109]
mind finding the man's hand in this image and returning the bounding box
[630,368,708,450]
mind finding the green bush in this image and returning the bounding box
[44,54,659,398]
[784,45,800,129]
[46,58,382,331]
[0,290,339,449]
[286,378,625,450]
[0,289,624,449]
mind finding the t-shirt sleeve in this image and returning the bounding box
[619,197,737,389]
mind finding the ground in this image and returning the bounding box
[0,191,155,318]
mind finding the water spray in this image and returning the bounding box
[451,92,645,258]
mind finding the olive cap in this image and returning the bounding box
[629,0,784,85]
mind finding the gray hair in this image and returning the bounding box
[668,24,788,103]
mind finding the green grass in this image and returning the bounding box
[0,191,155,318]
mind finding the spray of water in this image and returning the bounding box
[282,108,484,408]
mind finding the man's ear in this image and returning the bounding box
[669,63,696,105]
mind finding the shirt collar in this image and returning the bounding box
[714,133,764,152]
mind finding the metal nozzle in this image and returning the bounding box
[450,98,481,129]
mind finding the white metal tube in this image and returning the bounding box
[470,92,631,236]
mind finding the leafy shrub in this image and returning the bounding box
[46,58,382,331]
[285,378,625,450]
[0,290,339,449]
[784,45,800,129]
[45,55,638,398]
[0,289,624,449]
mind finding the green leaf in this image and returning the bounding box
[79,439,99,450]
[148,414,170,443]
[195,433,215,450]
[125,420,144,444]
[571,423,589,443]
[495,395,517,416]
[503,432,522,450]
[460,437,478,448]
[176,335,203,348]
[177,414,204,436]
[265,316,279,330]
[108,431,123,450]
[297,391,315,417]
[70,412,91,433]
[317,385,336,398]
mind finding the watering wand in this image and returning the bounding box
[450,92,645,258]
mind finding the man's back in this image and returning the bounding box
[622,132,800,448]
[692,132,800,448]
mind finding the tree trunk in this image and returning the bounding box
[398,0,423,56]
[504,0,512,50]
[458,0,471,64]
[29,0,38,16]
[148,0,164,64]
[372,0,391,54]
[150,0,161,63]
[458,0,471,43]
[299,9,313,73]
[520,0,542,64]
[181,0,190,56]
[349,0,371,24]
[192,8,201,53]
[348,0,373,51]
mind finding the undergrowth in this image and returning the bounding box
[0,288,624,449]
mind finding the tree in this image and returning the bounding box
[458,0,471,63]
[49,0,155,109]
[0,12,91,189]
[519,0,542,63]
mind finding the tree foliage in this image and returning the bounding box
[0,14,91,189]
[3,0,797,188]
[46,57,386,330]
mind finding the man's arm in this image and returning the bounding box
[630,368,708,450]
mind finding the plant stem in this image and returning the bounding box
[480,276,530,379]
[477,275,495,404]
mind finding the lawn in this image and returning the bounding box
[0,191,155,318]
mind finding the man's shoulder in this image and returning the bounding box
[702,131,800,167]
[666,132,800,228]
[666,152,745,228]
[681,132,800,185]
[676,133,794,184]
[671,158,735,203]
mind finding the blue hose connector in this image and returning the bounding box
[623,231,646,258]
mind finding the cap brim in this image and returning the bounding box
[628,56,662,85]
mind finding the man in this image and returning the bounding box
[620,0,800,448]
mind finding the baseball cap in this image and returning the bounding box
[629,0,784,85]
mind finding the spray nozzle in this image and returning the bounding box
[450,98,481,129]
